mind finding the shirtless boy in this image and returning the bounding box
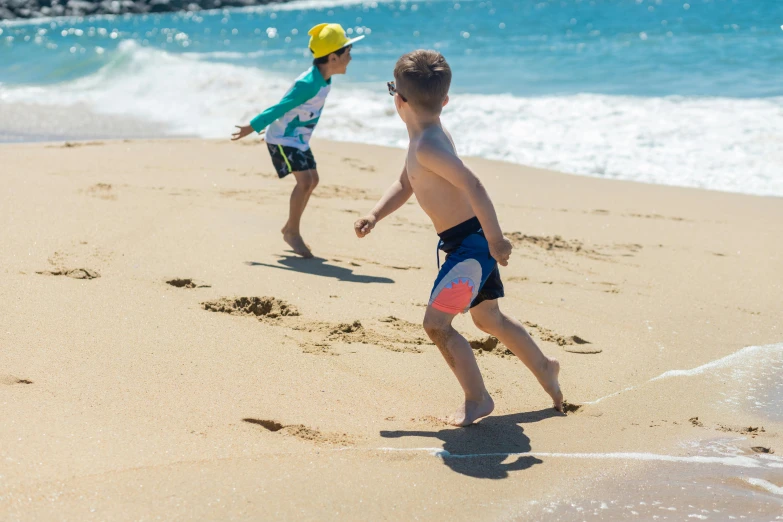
[354,50,563,426]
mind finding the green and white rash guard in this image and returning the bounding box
[250,66,332,151]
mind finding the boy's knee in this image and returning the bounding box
[422,316,449,343]
[295,171,317,191]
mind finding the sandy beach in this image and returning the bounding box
[1,138,782,520]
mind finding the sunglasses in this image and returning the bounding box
[387,81,407,102]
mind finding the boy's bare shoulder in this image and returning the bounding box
[414,127,458,165]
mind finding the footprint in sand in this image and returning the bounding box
[718,424,766,436]
[85,183,116,200]
[166,278,211,289]
[341,157,376,172]
[36,268,100,280]
[468,336,519,358]
[202,297,300,319]
[308,319,427,354]
[0,375,33,385]
[470,335,500,352]
[242,418,354,445]
[243,418,284,431]
[523,322,601,353]
[689,417,769,438]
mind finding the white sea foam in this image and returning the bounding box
[371,447,767,468]
[651,344,783,381]
[582,343,783,407]
[745,478,783,496]
[1,40,782,196]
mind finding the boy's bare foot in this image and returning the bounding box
[539,357,563,412]
[283,231,313,258]
[442,393,494,427]
[281,224,312,249]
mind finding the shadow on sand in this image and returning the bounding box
[246,255,394,284]
[381,409,562,479]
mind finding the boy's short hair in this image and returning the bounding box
[312,45,349,66]
[393,50,451,113]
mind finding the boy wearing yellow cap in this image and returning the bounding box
[232,23,364,258]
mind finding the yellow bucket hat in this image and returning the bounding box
[308,23,365,59]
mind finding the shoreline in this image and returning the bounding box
[4,137,782,200]
[1,137,781,519]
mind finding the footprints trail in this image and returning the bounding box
[201,297,430,354]
[524,322,600,353]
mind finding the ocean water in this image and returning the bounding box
[1,0,782,196]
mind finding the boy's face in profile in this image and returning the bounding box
[334,46,352,75]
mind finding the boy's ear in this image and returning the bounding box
[443,95,450,108]
[394,93,403,110]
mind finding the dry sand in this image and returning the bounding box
[1,138,781,520]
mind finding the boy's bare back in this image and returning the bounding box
[405,126,476,234]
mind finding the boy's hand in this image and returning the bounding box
[231,125,262,141]
[489,237,513,266]
[354,215,377,238]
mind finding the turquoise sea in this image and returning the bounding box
[1,0,782,195]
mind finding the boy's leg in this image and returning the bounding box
[281,169,319,258]
[423,306,494,426]
[470,299,563,412]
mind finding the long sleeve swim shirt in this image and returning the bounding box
[250,66,332,151]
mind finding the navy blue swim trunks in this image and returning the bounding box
[429,217,505,314]
[267,143,317,178]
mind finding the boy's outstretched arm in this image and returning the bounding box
[354,167,413,237]
[417,142,513,265]
[231,79,318,141]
